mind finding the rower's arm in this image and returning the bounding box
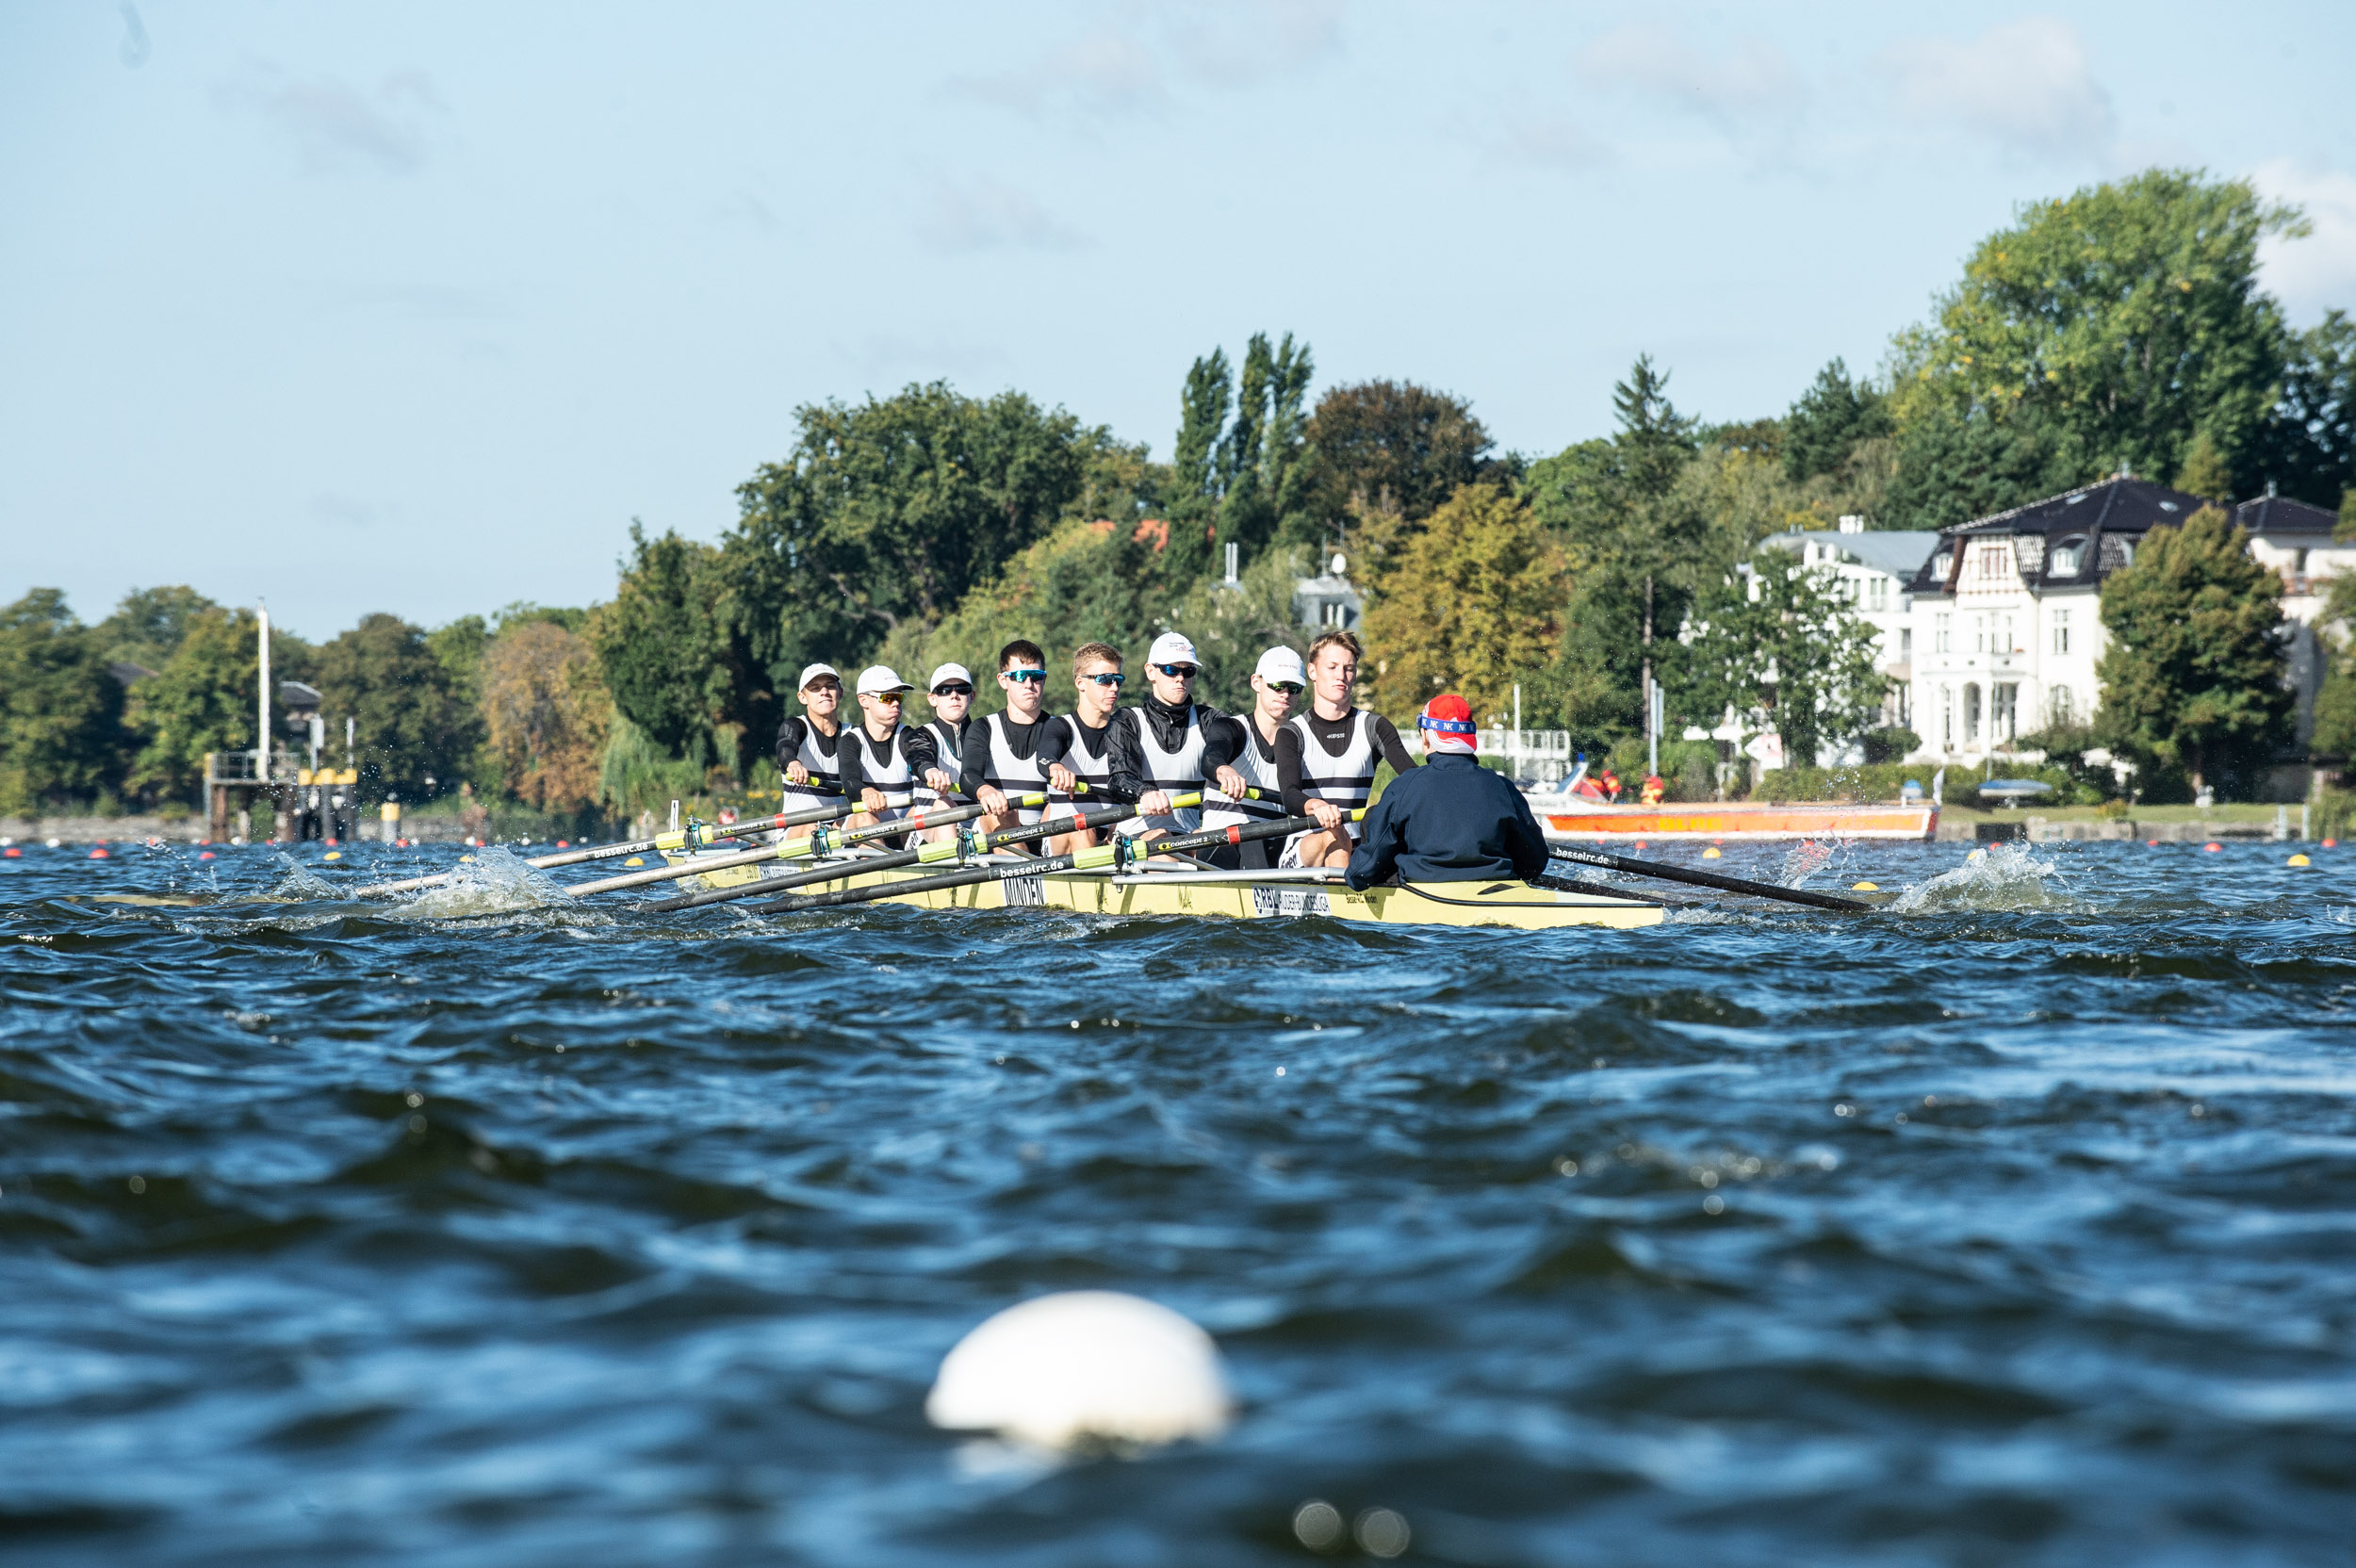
[836,736,867,802]
[1105,711,1147,800]
[775,716,807,776]
[1274,725,1309,816]
[1200,711,1242,773]
[1501,779,1549,880]
[957,728,990,800]
[902,726,940,776]
[1370,714,1418,774]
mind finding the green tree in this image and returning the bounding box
[1170,545,1310,713]
[310,613,479,797]
[728,382,1094,682]
[2173,429,2233,501]
[0,590,125,815]
[1882,401,2082,531]
[2095,504,2292,795]
[875,520,1161,698]
[1890,169,2299,511]
[1529,355,1706,734]
[1301,380,1495,561]
[1677,558,1884,771]
[123,605,308,804]
[593,524,753,775]
[1362,483,1567,723]
[97,585,221,673]
[1782,359,1892,482]
[483,620,613,816]
[1166,348,1232,585]
[2263,309,2356,507]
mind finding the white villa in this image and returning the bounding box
[1900,477,2351,765]
[1756,518,1939,736]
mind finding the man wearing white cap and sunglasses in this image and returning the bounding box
[837,665,950,832]
[1108,630,1224,840]
[918,663,976,801]
[1199,645,1307,869]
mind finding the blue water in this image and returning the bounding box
[5,836,2356,1565]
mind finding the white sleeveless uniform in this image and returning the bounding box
[1124,704,1210,836]
[1201,716,1288,834]
[977,713,1048,826]
[1286,709,1381,846]
[845,726,916,825]
[1047,712,1116,824]
[920,717,967,807]
[780,719,843,810]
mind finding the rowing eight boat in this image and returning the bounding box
[662,849,1665,930]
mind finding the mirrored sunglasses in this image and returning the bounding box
[1155,663,1200,678]
[1085,672,1126,687]
[1003,668,1049,684]
[868,691,905,703]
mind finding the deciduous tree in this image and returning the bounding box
[123,605,307,804]
[2096,504,2291,795]
[1363,483,1566,724]
[483,621,613,814]
[1301,380,1494,563]
[0,590,125,814]
[311,613,478,796]
[1677,559,1884,770]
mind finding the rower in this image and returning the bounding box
[1346,694,1549,890]
[1201,645,1305,870]
[915,662,977,843]
[1039,641,1124,855]
[837,665,940,837]
[776,662,847,841]
[1278,629,1417,868]
[1109,631,1222,841]
[962,640,1055,843]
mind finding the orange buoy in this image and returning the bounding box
[198,851,216,860]
[2147,840,2160,846]
[2203,841,2222,853]
[2,847,19,858]
[2326,839,2339,849]
[90,848,108,859]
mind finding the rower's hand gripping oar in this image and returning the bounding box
[1546,845,1873,913]
[639,792,1184,913]
[749,807,1361,916]
[350,785,893,899]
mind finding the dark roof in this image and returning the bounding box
[1905,476,2212,595]
[279,679,322,711]
[2233,494,2339,537]
[107,661,156,687]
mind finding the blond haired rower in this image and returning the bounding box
[1277,629,1417,868]
[961,639,1055,841]
[1039,641,1125,855]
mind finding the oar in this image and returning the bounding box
[640,794,1173,912]
[350,787,897,898]
[563,791,1049,897]
[1546,846,1873,913]
[749,808,1360,916]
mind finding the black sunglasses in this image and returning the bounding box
[1155,663,1200,678]
[1268,681,1305,695]
[931,683,973,697]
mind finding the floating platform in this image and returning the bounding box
[1532,798,1939,842]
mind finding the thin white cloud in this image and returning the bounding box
[2254,160,2356,323]
[1575,23,1803,129]
[217,61,444,174]
[945,1,1343,123]
[917,177,1088,254]
[1877,17,2114,159]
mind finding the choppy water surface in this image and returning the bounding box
[6,835,2356,1565]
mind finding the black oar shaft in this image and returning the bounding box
[566,793,1013,897]
[1546,846,1870,912]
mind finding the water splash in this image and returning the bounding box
[1890,841,2075,914]
[259,855,340,902]
[395,846,578,921]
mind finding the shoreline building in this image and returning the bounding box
[1755,518,1939,754]
[1902,477,2351,770]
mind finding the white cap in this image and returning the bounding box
[797,662,841,692]
[1147,631,1199,667]
[857,664,915,695]
[1253,645,1306,685]
[927,662,973,692]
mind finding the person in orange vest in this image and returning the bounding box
[1640,773,1667,805]
[1595,764,1622,803]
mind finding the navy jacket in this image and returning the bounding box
[1345,753,1550,889]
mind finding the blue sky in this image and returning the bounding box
[5,1,2353,639]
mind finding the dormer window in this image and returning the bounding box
[2051,536,2086,575]
[1930,551,1953,581]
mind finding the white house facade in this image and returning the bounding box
[1755,519,1939,740]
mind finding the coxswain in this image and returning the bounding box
[1277,629,1417,868]
[836,665,941,838]
[1108,631,1222,841]
[1039,641,1125,855]
[776,662,847,841]
[960,640,1055,843]
[1346,694,1550,890]
[914,662,977,844]
[1200,645,1306,870]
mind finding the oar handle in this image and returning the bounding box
[1546,846,1871,912]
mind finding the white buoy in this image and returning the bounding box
[926,1290,1232,1449]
